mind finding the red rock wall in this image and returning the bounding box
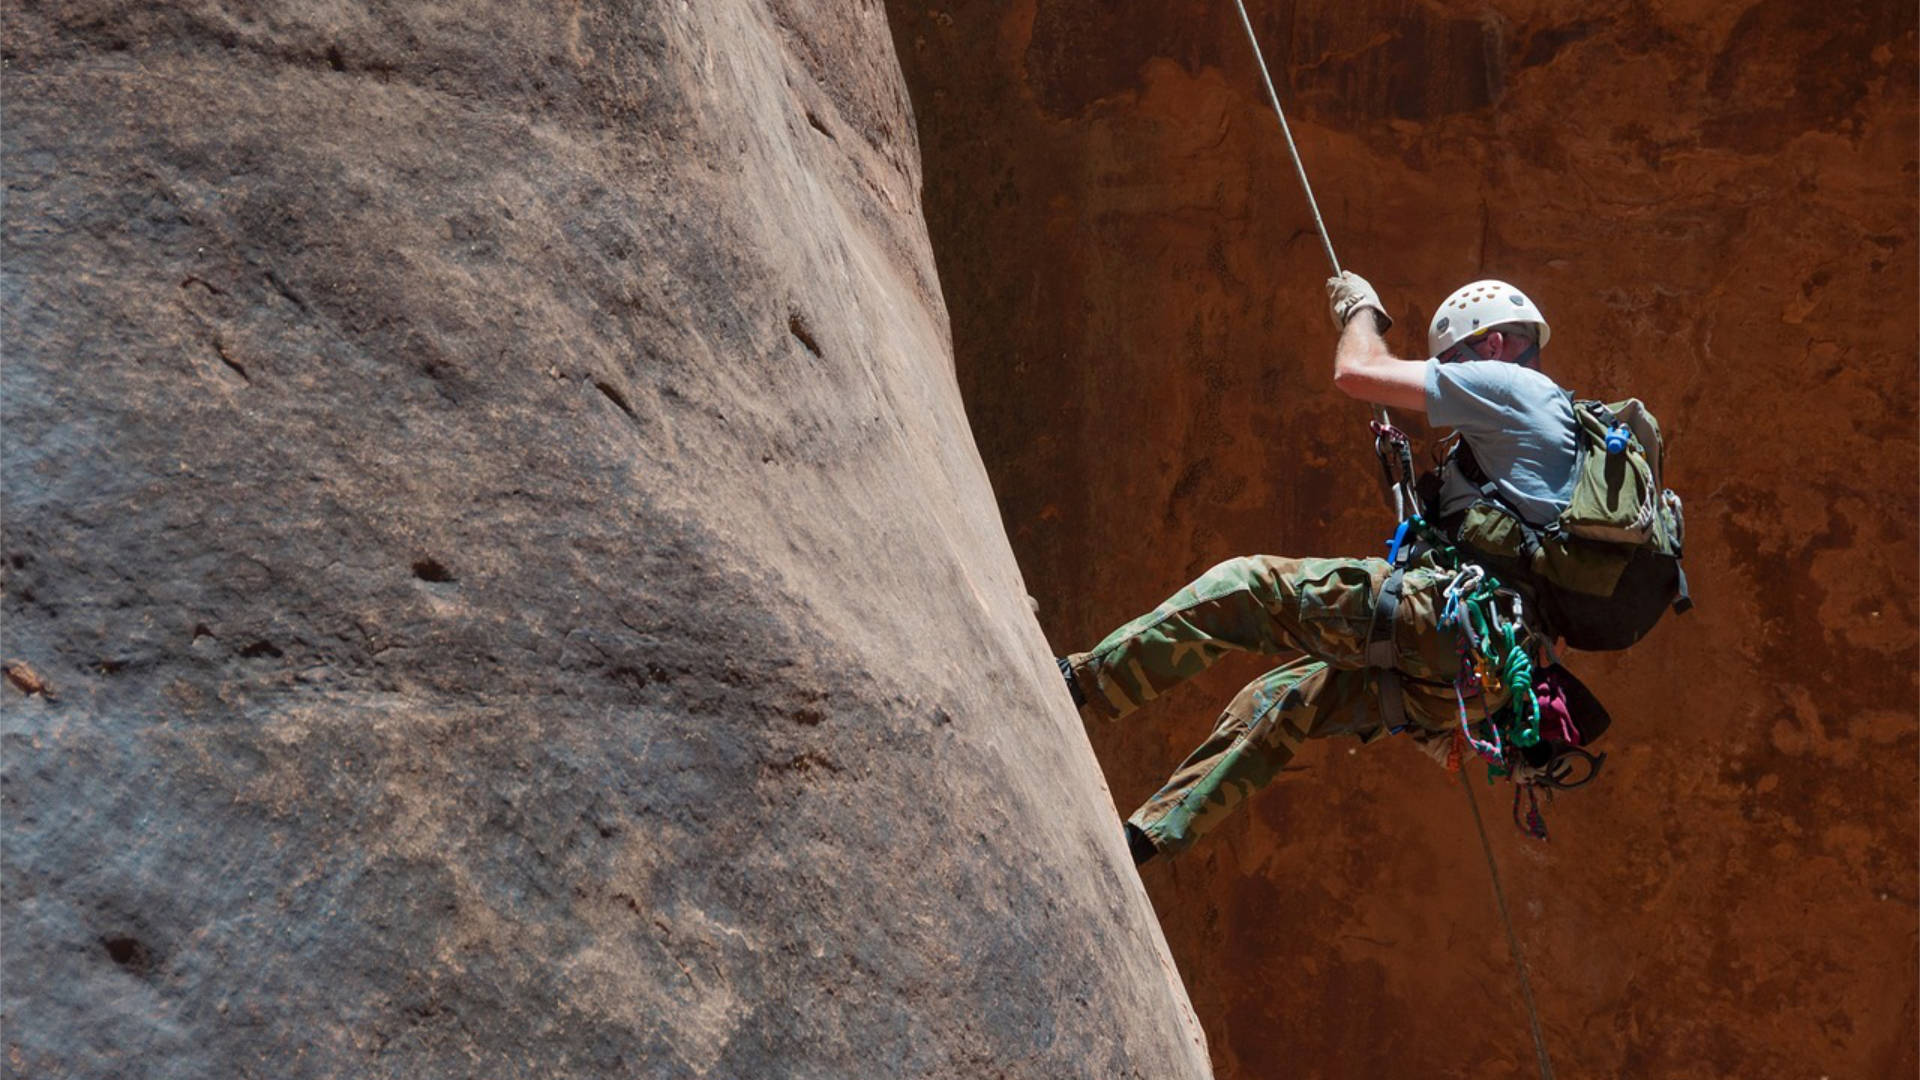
[890,1,1917,1076]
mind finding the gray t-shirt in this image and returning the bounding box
[1423,359,1578,525]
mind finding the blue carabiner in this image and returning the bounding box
[1605,422,1631,454]
[1385,518,1412,565]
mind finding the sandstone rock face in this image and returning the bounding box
[890,2,1916,1077]
[3,3,1211,1076]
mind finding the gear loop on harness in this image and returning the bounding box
[1440,568,1547,756]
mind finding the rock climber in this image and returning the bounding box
[1058,272,1687,864]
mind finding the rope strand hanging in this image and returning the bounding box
[1227,5,1555,1077]
[1225,0,1388,431]
[1227,0,1341,277]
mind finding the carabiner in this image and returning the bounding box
[1537,746,1606,790]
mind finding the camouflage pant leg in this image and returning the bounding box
[1126,656,1377,857]
[1065,555,1468,723]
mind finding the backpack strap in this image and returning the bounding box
[1435,439,1564,533]
[1437,442,1556,562]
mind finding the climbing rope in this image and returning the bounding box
[1461,776,1558,1080]
[1227,0,1336,274]
[1440,567,1560,841]
[1226,0,1391,433]
[1440,569,1545,752]
[1227,8,1555,1075]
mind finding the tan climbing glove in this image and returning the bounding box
[1326,270,1392,332]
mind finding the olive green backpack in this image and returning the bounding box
[1425,398,1691,650]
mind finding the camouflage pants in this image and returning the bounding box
[1065,554,1512,858]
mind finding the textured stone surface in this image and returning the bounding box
[2,3,1212,1076]
[890,1,1917,1077]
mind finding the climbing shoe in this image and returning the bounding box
[1125,822,1159,867]
[1057,656,1086,707]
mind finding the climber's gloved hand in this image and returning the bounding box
[1326,270,1392,333]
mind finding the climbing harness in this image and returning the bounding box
[1370,421,1579,835]
[1361,553,1409,731]
[1228,9,1559,1075]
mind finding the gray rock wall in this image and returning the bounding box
[2,3,1211,1076]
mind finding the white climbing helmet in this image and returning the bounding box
[1427,279,1551,357]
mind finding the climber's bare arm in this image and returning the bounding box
[1332,315,1427,413]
